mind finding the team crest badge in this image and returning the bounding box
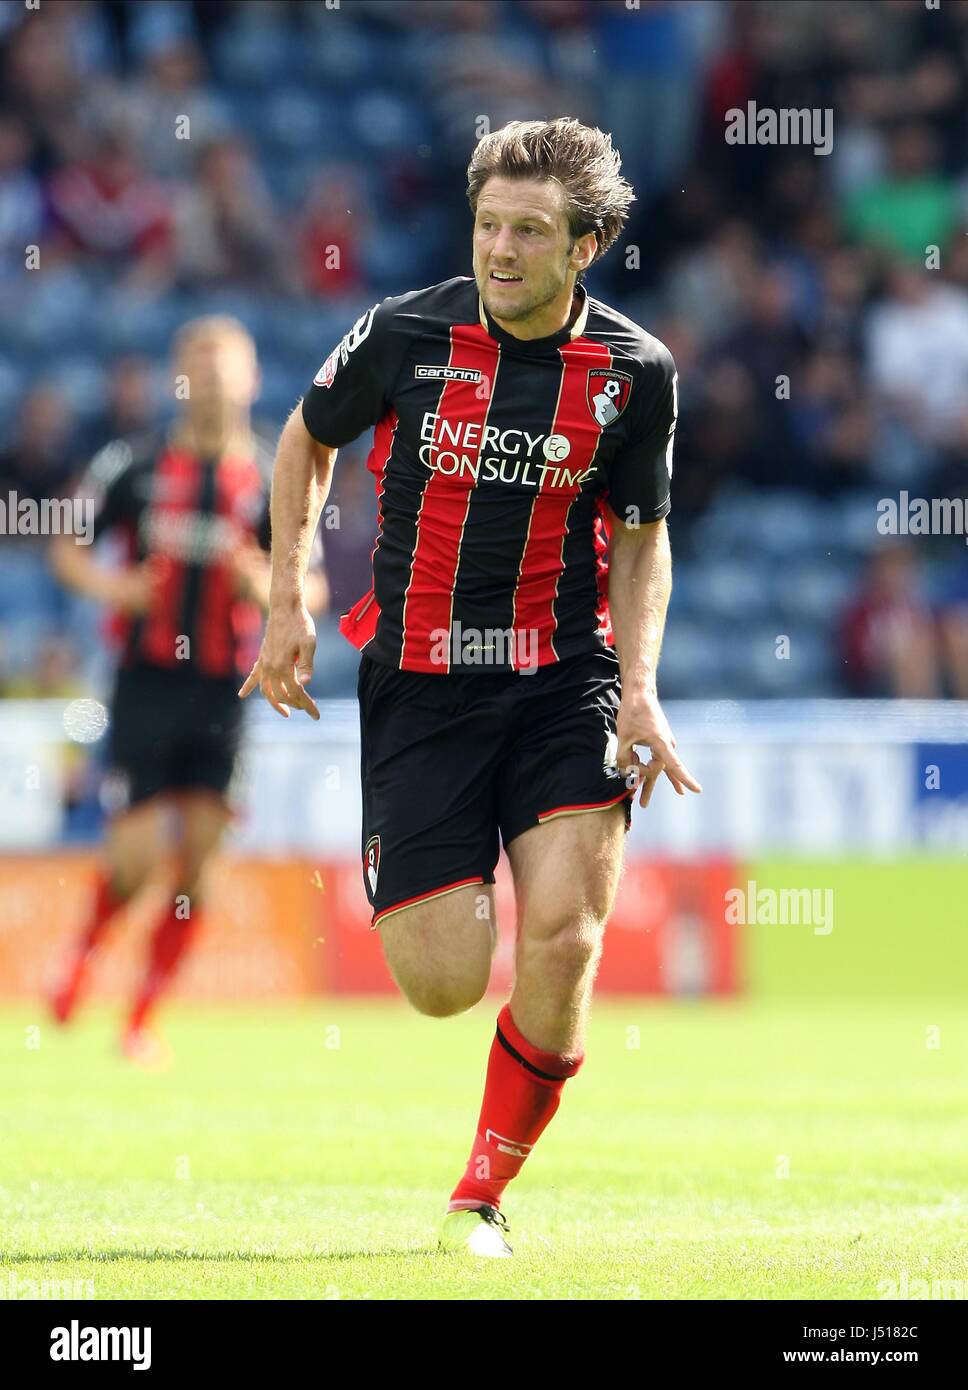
[364,835,381,894]
[314,346,340,389]
[587,369,632,427]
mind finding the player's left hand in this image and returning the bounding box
[238,598,320,720]
[616,690,702,809]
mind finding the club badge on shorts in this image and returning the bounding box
[364,835,381,895]
[587,369,632,427]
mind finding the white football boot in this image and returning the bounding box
[438,1204,513,1258]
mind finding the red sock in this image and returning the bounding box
[449,1004,584,1212]
[127,903,201,1033]
[51,871,124,1021]
[83,872,124,949]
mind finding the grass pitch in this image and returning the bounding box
[1,996,964,1299]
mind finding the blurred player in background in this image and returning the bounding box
[48,318,327,1064]
[242,119,699,1256]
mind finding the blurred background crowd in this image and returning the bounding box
[2,0,968,703]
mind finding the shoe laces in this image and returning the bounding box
[478,1205,510,1233]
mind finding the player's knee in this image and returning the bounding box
[523,909,605,979]
[108,871,136,902]
[108,860,152,902]
[401,969,489,1019]
[172,883,205,915]
[381,892,494,1016]
[173,855,215,906]
[554,922,603,978]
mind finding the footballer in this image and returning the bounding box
[241,119,700,1255]
[50,318,327,1064]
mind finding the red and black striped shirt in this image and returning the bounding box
[302,277,677,674]
[79,431,271,679]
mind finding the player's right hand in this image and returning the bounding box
[616,689,702,810]
[238,600,320,720]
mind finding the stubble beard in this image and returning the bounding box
[478,262,570,326]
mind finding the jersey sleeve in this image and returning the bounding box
[75,438,138,542]
[301,299,405,448]
[606,345,677,527]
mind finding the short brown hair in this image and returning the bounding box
[466,117,634,264]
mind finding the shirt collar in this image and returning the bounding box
[478,282,589,353]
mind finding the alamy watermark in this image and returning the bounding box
[725,880,833,935]
[725,102,833,156]
[50,1320,151,1370]
[877,1270,967,1300]
[0,491,93,543]
[429,621,538,672]
[877,492,968,544]
[0,1269,94,1299]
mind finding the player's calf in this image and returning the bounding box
[48,812,160,1026]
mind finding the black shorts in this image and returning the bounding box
[357,646,633,928]
[105,664,244,814]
